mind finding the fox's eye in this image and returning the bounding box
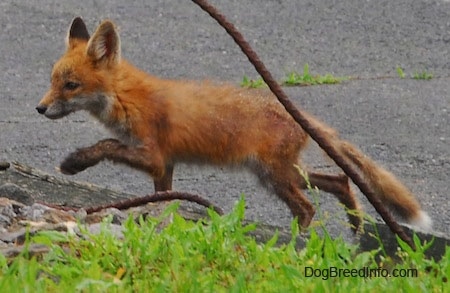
[64,81,80,90]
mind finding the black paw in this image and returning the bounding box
[59,153,89,175]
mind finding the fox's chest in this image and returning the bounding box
[102,117,141,146]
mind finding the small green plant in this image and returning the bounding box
[240,75,266,88]
[412,70,433,80]
[282,64,345,86]
[396,66,406,79]
[396,67,433,80]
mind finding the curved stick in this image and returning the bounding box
[40,191,224,215]
[85,191,224,215]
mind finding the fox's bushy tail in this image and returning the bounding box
[339,141,432,231]
[303,112,432,231]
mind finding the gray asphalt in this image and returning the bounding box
[0,0,448,236]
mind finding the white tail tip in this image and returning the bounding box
[408,210,433,232]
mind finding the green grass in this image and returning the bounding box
[240,75,266,88]
[412,70,433,80]
[397,66,433,80]
[396,66,406,79]
[0,198,448,292]
[241,65,435,88]
[240,64,346,88]
[282,64,346,86]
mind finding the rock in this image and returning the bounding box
[70,208,87,222]
[0,183,35,205]
[20,203,76,223]
[42,208,76,223]
[360,222,450,262]
[0,214,12,227]
[85,207,127,225]
[20,203,52,221]
[0,161,10,171]
[0,228,28,243]
[0,240,8,249]
[86,223,124,239]
[0,197,26,229]
[1,244,50,258]
[0,222,75,244]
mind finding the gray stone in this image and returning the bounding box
[360,222,450,261]
[86,223,124,239]
[20,203,51,222]
[0,162,10,171]
[0,183,35,205]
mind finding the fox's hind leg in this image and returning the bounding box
[253,153,362,231]
[252,158,316,229]
[272,173,316,229]
[299,171,363,232]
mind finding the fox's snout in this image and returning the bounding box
[36,104,48,115]
[35,99,70,120]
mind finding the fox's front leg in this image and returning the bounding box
[60,138,165,179]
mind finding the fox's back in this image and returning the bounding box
[154,80,308,164]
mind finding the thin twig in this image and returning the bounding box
[40,191,223,215]
[85,191,224,215]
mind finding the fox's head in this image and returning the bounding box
[36,17,121,119]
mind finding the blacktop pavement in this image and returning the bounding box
[0,0,448,236]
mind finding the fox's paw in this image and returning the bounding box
[58,139,120,175]
[59,158,87,175]
[59,152,95,175]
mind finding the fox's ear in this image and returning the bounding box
[66,17,90,48]
[86,20,121,67]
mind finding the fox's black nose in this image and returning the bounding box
[36,105,47,114]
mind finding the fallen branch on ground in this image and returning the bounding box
[40,191,224,215]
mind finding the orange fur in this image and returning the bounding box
[339,141,432,230]
[36,17,431,231]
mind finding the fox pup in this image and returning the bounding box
[36,17,431,231]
